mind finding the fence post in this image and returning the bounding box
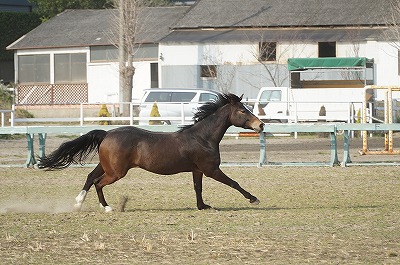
[130,103,133,126]
[181,103,185,125]
[258,132,267,167]
[80,103,84,126]
[11,105,15,127]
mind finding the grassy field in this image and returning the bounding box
[0,166,399,264]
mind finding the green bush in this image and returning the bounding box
[0,82,13,109]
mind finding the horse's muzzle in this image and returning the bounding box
[252,122,264,133]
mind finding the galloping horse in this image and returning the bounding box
[39,93,264,212]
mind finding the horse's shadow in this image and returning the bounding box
[123,204,381,213]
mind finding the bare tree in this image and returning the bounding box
[113,0,143,116]
[201,48,238,93]
[256,40,284,87]
[245,29,307,88]
[385,0,400,50]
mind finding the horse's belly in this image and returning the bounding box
[138,155,195,175]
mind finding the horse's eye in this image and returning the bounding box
[239,109,246,114]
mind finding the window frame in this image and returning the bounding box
[318,42,336,58]
[259,42,277,62]
[18,54,50,84]
[54,53,87,84]
[90,45,118,62]
[200,65,217,78]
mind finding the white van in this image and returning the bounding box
[138,89,219,125]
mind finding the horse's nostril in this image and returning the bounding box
[260,123,264,130]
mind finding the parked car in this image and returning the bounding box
[138,89,219,125]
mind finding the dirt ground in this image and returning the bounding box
[0,166,399,264]
[1,132,400,264]
[1,132,400,166]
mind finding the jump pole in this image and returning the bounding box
[362,85,400,155]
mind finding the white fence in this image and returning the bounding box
[1,99,389,127]
[4,102,201,127]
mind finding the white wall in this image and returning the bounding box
[160,43,256,66]
[161,40,399,86]
[375,42,399,86]
[87,62,119,102]
[86,60,156,103]
[132,61,155,101]
[17,39,399,104]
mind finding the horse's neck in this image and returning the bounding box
[189,106,231,143]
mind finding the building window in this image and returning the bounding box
[318,42,336,57]
[200,65,217,78]
[90,45,118,62]
[133,43,158,60]
[54,53,87,83]
[398,49,400,76]
[259,42,277,61]
[18,54,50,84]
[150,63,158,88]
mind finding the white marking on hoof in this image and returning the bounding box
[75,190,87,204]
[74,190,87,211]
[74,203,82,211]
[104,206,113,213]
[251,199,260,205]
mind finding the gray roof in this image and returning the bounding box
[174,0,397,29]
[8,6,189,50]
[7,0,399,50]
[162,27,388,43]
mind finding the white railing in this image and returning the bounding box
[5,99,390,127]
[9,101,204,126]
[0,109,14,127]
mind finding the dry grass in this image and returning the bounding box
[0,166,399,264]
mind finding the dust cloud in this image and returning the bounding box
[0,197,75,214]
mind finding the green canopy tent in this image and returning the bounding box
[288,57,374,88]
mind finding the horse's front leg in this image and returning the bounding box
[207,168,260,205]
[192,171,212,210]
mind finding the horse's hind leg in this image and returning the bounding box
[95,185,112,212]
[94,171,127,213]
[74,163,104,211]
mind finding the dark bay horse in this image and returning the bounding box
[39,93,264,212]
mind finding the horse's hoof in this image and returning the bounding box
[74,203,82,211]
[104,206,113,213]
[250,198,260,205]
[198,204,212,210]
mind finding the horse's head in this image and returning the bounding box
[228,94,264,133]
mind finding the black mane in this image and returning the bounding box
[179,93,242,131]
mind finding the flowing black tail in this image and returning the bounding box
[38,130,108,170]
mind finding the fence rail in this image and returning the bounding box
[2,123,400,168]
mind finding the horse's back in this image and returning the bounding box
[99,126,196,175]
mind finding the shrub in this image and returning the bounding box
[98,104,111,125]
[149,102,162,125]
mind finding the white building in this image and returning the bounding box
[7,0,400,105]
[7,7,189,104]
